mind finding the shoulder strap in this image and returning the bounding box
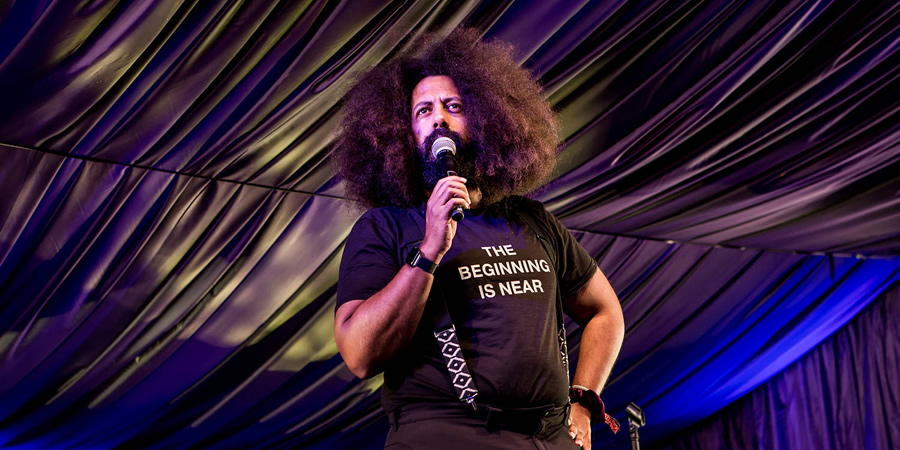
[511,199,571,384]
[513,202,622,431]
[384,207,480,409]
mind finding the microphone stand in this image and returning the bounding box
[625,402,646,450]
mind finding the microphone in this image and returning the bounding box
[431,136,465,221]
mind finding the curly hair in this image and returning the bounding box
[332,28,559,210]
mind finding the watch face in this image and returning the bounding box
[407,248,421,266]
[406,247,435,273]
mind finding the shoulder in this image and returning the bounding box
[504,195,547,216]
[504,195,557,226]
[506,195,543,208]
[360,205,407,218]
[354,206,419,228]
[348,205,425,244]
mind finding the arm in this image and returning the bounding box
[334,176,470,379]
[564,267,625,449]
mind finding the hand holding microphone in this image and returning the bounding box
[431,136,466,221]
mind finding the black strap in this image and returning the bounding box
[511,202,570,384]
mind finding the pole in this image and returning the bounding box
[628,417,641,450]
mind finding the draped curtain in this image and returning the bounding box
[2,1,899,448]
[654,284,900,450]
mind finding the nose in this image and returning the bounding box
[432,106,449,130]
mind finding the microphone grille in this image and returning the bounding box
[431,136,456,158]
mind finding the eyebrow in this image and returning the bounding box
[412,96,463,111]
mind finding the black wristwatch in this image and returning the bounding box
[406,247,438,274]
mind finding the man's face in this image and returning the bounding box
[410,75,470,148]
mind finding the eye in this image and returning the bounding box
[447,102,462,112]
[416,106,431,117]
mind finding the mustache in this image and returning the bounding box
[419,129,478,190]
[421,128,466,158]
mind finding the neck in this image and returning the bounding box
[469,187,483,209]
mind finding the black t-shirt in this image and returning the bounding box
[336,199,596,413]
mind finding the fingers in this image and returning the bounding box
[427,176,470,216]
[421,176,469,256]
[569,423,590,449]
[432,176,468,197]
[430,176,470,207]
[573,432,589,449]
[439,197,469,216]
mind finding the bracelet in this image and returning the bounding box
[569,385,620,433]
[569,385,607,422]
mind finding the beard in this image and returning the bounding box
[419,128,478,191]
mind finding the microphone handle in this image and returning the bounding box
[445,169,465,222]
[437,152,465,222]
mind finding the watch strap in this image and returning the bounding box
[407,247,438,274]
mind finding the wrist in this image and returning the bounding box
[569,385,621,433]
[418,241,445,262]
[407,247,439,274]
[570,401,591,417]
[568,385,605,423]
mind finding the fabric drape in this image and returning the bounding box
[654,284,900,450]
[2,0,899,447]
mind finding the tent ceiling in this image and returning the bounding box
[1,1,898,447]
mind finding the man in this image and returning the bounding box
[332,28,624,449]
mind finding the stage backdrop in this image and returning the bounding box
[656,285,900,450]
[1,1,898,448]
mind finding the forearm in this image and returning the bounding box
[572,302,624,393]
[569,294,625,449]
[335,176,470,379]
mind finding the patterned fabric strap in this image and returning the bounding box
[605,413,621,433]
[434,325,478,409]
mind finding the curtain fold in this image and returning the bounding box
[2,0,900,447]
[571,233,900,442]
[653,284,900,449]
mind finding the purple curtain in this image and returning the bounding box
[573,234,899,444]
[2,1,899,448]
[654,284,900,449]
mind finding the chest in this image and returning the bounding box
[432,216,556,323]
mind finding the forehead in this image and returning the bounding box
[411,75,461,105]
